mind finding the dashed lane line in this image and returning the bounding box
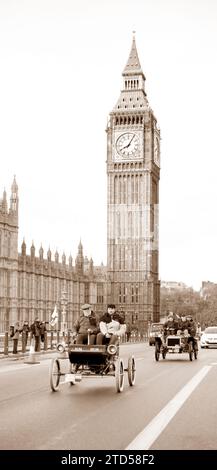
[126,365,212,450]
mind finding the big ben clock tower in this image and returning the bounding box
[106,35,160,328]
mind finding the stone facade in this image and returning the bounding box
[0,180,107,332]
[106,37,160,331]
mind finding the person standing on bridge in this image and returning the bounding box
[12,322,22,354]
[30,318,41,352]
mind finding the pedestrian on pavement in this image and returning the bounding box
[22,320,30,347]
[30,318,41,352]
[12,322,21,354]
[40,321,47,343]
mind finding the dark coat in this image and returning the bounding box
[73,313,99,335]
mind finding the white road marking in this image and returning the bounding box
[126,365,212,450]
[0,361,49,374]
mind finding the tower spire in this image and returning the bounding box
[122,33,144,78]
[10,175,19,214]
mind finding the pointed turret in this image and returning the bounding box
[21,238,26,256]
[10,176,19,214]
[30,241,35,259]
[75,240,84,276]
[68,254,73,268]
[2,189,8,213]
[55,249,59,263]
[122,35,144,77]
[62,252,66,265]
[47,247,52,262]
[39,244,44,260]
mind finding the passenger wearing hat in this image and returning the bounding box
[96,304,126,346]
[162,312,179,342]
[73,304,99,345]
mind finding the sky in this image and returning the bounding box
[0,0,217,291]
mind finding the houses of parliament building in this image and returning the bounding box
[0,37,160,333]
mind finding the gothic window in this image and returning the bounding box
[135,175,139,204]
[118,245,121,270]
[114,176,118,204]
[135,284,139,303]
[131,176,134,204]
[119,284,122,303]
[123,176,127,204]
[131,284,134,303]
[97,283,104,303]
[7,271,10,298]
[128,211,132,238]
[117,212,121,238]
[135,246,138,270]
[84,283,89,303]
[123,284,126,303]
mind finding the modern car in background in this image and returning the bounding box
[149,323,164,346]
[200,327,217,348]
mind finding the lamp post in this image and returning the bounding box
[60,288,68,338]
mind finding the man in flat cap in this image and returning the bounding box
[73,304,99,345]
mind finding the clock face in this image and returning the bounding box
[154,135,160,166]
[116,132,139,158]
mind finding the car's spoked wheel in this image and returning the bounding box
[128,356,136,386]
[115,358,124,392]
[49,358,61,391]
[155,344,160,361]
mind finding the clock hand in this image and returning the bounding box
[128,134,135,146]
[120,135,135,151]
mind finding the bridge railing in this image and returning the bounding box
[0,330,148,356]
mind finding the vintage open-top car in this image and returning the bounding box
[154,327,198,361]
[49,338,136,393]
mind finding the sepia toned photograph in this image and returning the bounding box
[0,0,217,461]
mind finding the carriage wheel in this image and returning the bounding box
[115,358,124,393]
[49,358,61,391]
[189,341,193,361]
[155,343,160,361]
[128,356,136,386]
